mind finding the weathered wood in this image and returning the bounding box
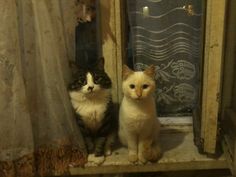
[225,109,236,138]
[201,0,227,154]
[223,109,236,176]
[159,117,193,133]
[115,0,125,103]
[234,140,236,176]
[220,1,236,175]
[233,73,236,111]
[193,108,204,153]
[159,116,192,126]
[221,0,236,120]
[100,0,124,103]
[222,135,236,177]
[70,131,227,175]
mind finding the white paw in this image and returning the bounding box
[105,149,112,156]
[138,154,148,164]
[128,153,138,163]
[88,154,105,166]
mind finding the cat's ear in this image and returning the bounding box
[144,65,156,79]
[123,65,134,80]
[97,57,105,70]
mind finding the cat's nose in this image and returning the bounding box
[88,86,94,91]
[136,90,142,97]
[137,94,142,98]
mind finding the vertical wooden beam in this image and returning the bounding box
[220,1,236,175]
[99,0,123,104]
[233,139,236,176]
[114,0,125,103]
[221,0,236,118]
[233,71,236,111]
[201,0,227,154]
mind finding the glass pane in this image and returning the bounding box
[126,0,204,116]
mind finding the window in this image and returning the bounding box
[72,0,229,174]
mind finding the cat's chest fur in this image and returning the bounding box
[120,97,156,132]
[70,91,109,131]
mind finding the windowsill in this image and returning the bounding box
[69,119,228,175]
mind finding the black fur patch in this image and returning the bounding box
[68,58,112,91]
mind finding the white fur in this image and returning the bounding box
[69,72,111,132]
[81,72,101,94]
[87,154,105,165]
[122,72,155,100]
[119,72,161,163]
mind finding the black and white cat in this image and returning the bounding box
[68,57,117,165]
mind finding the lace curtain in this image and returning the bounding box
[0,1,86,177]
[127,0,203,116]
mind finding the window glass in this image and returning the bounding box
[126,0,204,116]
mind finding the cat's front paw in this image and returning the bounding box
[88,154,105,166]
[105,148,112,156]
[138,154,148,164]
[128,154,138,163]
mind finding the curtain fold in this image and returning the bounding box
[0,1,86,177]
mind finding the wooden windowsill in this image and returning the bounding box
[69,122,228,175]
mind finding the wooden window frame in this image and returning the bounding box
[221,0,236,175]
[201,0,227,154]
[100,0,124,104]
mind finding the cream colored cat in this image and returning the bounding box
[118,65,161,164]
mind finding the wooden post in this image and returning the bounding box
[201,0,227,154]
[99,0,124,104]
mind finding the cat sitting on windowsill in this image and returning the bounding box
[68,57,117,165]
[119,65,162,164]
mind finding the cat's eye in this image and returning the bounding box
[78,79,86,85]
[94,77,102,84]
[129,84,135,89]
[97,77,102,82]
[142,84,149,89]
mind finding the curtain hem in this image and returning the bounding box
[0,145,87,177]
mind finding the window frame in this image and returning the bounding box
[200,0,227,154]
[221,0,236,175]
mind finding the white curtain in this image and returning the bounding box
[0,1,86,176]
